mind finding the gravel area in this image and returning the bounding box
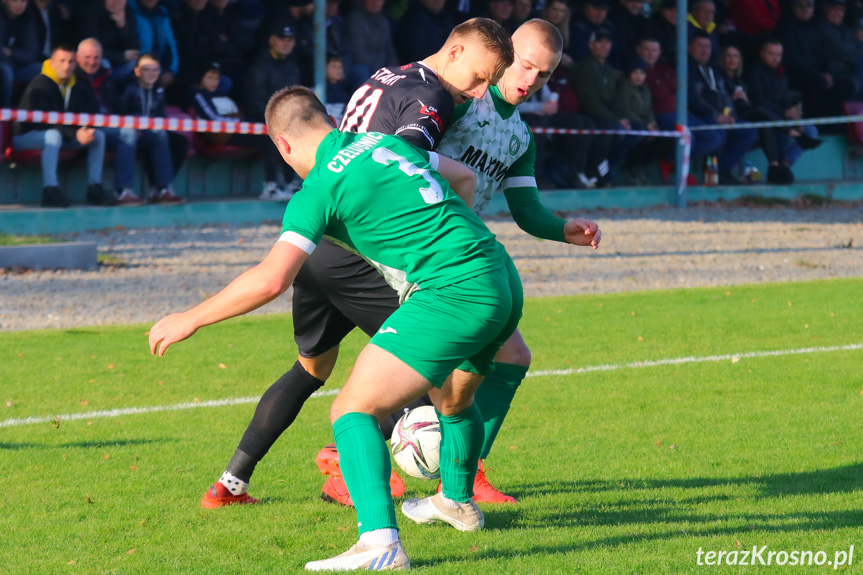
[2,202,862,332]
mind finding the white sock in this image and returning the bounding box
[218,470,249,495]
[359,529,399,547]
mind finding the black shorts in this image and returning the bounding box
[292,238,400,357]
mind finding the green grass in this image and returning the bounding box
[0,232,56,246]
[2,278,862,574]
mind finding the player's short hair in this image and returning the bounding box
[50,43,76,56]
[447,17,515,69]
[517,18,563,55]
[265,85,331,142]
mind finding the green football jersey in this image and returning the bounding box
[436,85,536,215]
[280,130,507,300]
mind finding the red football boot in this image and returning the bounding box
[321,475,354,506]
[435,460,518,503]
[201,482,260,509]
[316,443,406,499]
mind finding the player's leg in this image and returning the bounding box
[469,329,530,503]
[307,345,433,571]
[201,246,359,508]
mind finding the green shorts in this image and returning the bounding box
[370,257,523,387]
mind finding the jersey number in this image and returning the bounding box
[340,85,383,134]
[372,148,444,205]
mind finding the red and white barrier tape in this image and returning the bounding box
[0,108,268,135]
[531,126,681,137]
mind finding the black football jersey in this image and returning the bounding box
[338,62,455,151]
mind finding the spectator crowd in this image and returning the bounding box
[1,0,861,206]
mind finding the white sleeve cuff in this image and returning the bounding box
[502,176,536,191]
[277,231,317,254]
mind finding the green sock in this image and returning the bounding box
[437,402,484,502]
[474,362,528,459]
[333,412,397,536]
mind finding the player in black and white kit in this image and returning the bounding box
[200,18,516,509]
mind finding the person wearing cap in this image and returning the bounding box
[346,0,399,87]
[245,23,303,200]
[568,0,617,65]
[571,26,642,184]
[686,30,758,184]
[267,0,316,86]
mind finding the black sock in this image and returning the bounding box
[227,361,325,482]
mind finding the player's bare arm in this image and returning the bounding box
[149,242,309,356]
[435,154,476,207]
[564,218,602,250]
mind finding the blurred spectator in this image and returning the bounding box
[1,0,42,107]
[170,0,209,105]
[395,0,455,65]
[76,0,140,79]
[649,0,678,66]
[569,0,616,65]
[817,0,862,98]
[687,0,720,66]
[244,24,302,200]
[572,28,641,183]
[347,0,398,84]
[728,0,780,57]
[780,0,856,117]
[613,56,656,179]
[686,30,757,183]
[76,38,145,204]
[116,53,183,203]
[717,45,755,120]
[198,0,254,94]
[637,36,721,183]
[12,44,111,207]
[511,0,532,26]
[132,0,179,88]
[325,0,354,89]
[747,37,821,183]
[324,53,348,123]
[28,0,72,61]
[608,0,649,69]
[484,0,516,34]
[273,0,317,87]
[540,0,573,70]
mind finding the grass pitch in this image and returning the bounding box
[2,278,862,574]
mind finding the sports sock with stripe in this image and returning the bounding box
[333,412,398,535]
[473,362,527,459]
[226,360,325,482]
[437,402,484,502]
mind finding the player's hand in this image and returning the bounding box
[564,218,601,250]
[149,312,198,357]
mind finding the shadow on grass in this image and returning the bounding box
[0,437,172,450]
[408,463,863,568]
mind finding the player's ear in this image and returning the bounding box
[274,134,292,157]
[448,43,465,63]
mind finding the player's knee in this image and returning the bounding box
[496,338,531,368]
[298,347,339,381]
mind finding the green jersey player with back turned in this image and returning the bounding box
[149,86,523,571]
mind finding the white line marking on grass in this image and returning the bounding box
[0,389,340,428]
[2,343,860,429]
[525,342,863,378]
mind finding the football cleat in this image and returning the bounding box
[472,460,517,503]
[320,475,353,506]
[305,540,409,571]
[200,482,260,509]
[401,493,484,532]
[316,444,406,501]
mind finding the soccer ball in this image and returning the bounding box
[390,406,441,480]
